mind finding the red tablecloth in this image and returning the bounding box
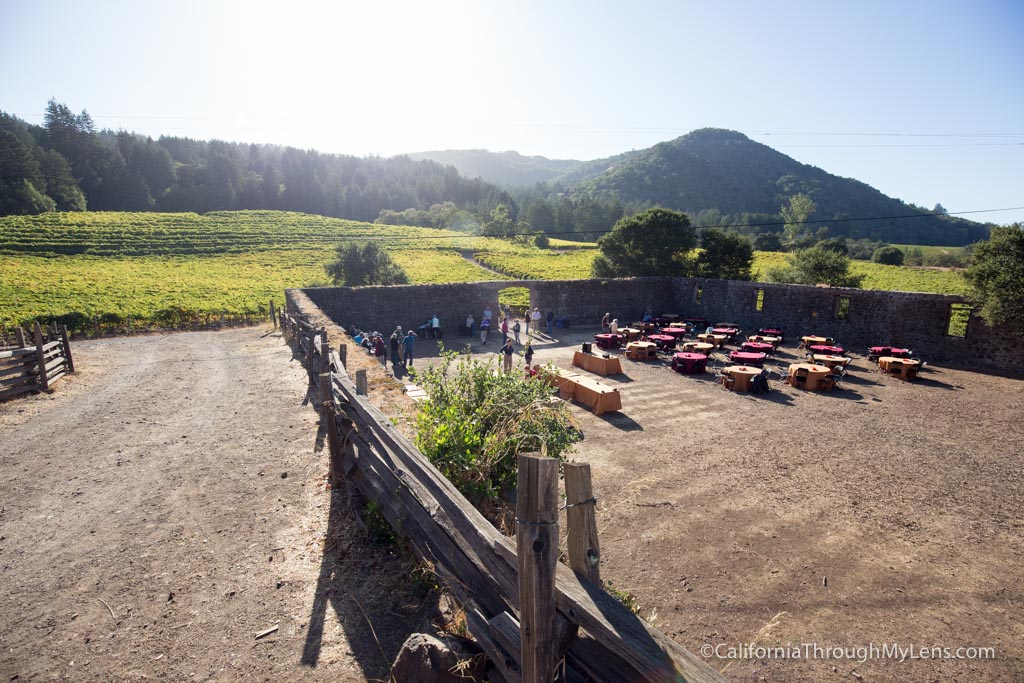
[809,344,844,355]
[647,334,676,349]
[870,346,910,357]
[658,327,689,339]
[593,333,623,349]
[672,352,707,374]
[712,327,738,336]
[759,328,784,337]
[729,350,767,365]
[741,341,774,353]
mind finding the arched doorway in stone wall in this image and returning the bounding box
[497,285,532,320]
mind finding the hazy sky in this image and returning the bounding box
[2,0,1022,223]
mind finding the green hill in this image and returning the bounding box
[560,128,990,245]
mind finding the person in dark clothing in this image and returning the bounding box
[501,338,515,373]
[374,336,386,366]
[390,332,400,367]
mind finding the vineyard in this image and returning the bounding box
[0,211,970,332]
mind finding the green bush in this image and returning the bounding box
[413,348,580,505]
[872,246,905,266]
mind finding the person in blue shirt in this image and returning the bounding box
[403,330,417,367]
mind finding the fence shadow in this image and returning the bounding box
[300,479,442,679]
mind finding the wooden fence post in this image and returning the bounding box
[318,372,343,483]
[320,329,330,373]
[270,300,277,329]
[338,342,347,369]
[355,369,368,396]
[564,462,601,586]
[33,322,49,392]
[517,453,560,683]
[15,327,26,348]
[59,324,75,374]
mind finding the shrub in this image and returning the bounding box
[413,348,580,505]
[872,246,905,266]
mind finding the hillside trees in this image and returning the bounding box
[780,193,815,249]
[591,208,696,277]
[695,228,754,280]
[766,245,865,288]
[325,241,409,286]
[963,225,1024,335]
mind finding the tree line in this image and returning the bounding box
[0,100,516,222]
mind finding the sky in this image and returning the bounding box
[2,0,1022,224]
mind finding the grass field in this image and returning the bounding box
[0,211,971,332]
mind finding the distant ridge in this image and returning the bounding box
[405,149,579,187]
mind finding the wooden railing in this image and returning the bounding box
[278,300,724,683]
[1,322,75,401]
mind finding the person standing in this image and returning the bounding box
[501,338,514,374]
[466,314,475,336]
[374,335,386,367]
[480,317,490,345]
[403,330,416,367]
[395,326,404,364]
[523,340,534,367]
[546,310,554,337]
[431,314,441,339]
[501,317,509,344]
[512,318,521,345]
[483,306,492,323]
[602,312,611,332]
[531,307,542,337]
[390,332,401,368]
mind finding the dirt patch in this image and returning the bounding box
[0,325,444,681]
[377,323,1023,681]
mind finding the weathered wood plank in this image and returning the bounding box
[564,462,601,586]
[60,325,75,373]
[517,454,559,683]
[33,323,48,392]
[0,383,37,401]
[465,603,519,683]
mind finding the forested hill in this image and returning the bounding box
[559,128,990,245]
[406,149,579,186]
[0,102,513,222]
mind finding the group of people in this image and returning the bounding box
[473,305,558,345]
[351,325,418,369]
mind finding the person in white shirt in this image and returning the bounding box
[431,315,441,339]
[530,307,542,337]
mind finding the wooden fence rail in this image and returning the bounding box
[0,322,76,401]
[278,305,724,683]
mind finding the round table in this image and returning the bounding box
[632,322,656,332]
[647,334,676,350]
[682,341,715,353]
[672,352,707,374]
[725,365,763,391]
[593,333,623,349]
[747,335,781,346]
[870,346,910,359]
[659,327,689,340]
[620,327,642,342]
[729,350,767,366]
[801,335,833,346]
[625,341,658,360]
[697,333,728,347]
[812,354,850,368]
[878,356,921,379]
[809,344,845,355]
[788,363,833,390]
[741,341,774,353]
[712,327,738,337]
[759,328,784,339]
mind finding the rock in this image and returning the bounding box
[389,633,486,682]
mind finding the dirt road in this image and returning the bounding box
[0,327,433,681]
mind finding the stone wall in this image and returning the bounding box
[298,278,1022,373]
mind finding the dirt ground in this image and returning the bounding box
[3,317,1022,682]
[0,326,442,682]
[433,324,1021,682]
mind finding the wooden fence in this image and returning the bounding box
[1,322,76,401]
[278,300,724,683]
